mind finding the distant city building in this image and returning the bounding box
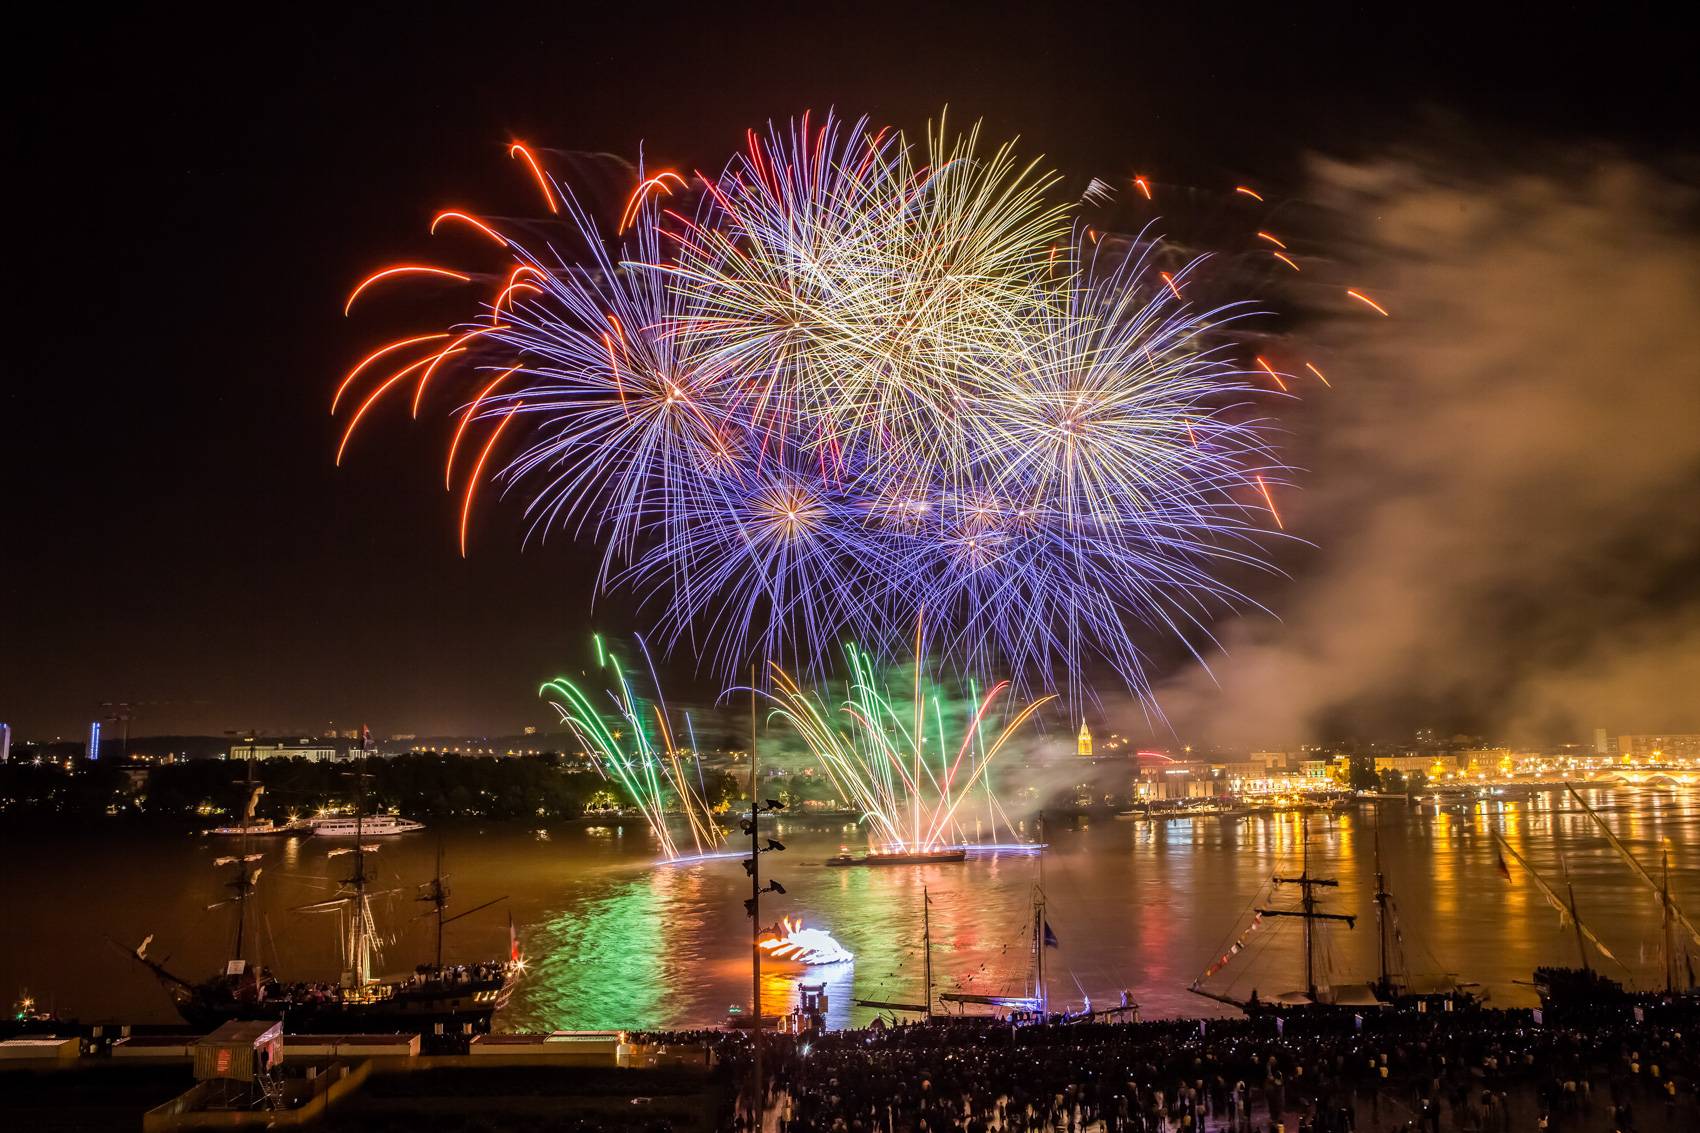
[88,720,101,761]
[1373,754,1445,774]
[229,741,341,762]
[1076,722,1092,757]
[1593,728,1610,755]
[1248,751,1294,772]
[0,721,10,763]
[1136,762,1213,799]
[1369,753,1476,777]
[1617,734,1700,760]
[1214,759,1278,782]
[523,726,538,736]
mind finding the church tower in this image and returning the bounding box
[1077,721,1093,757]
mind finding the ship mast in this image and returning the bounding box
[237,757,253,963]
[415,842,506,974]
[227,849,259,964]
[426,843,447,971]
[1258,811,1355,1001]
[1033,886,1046,1015]
[1663,849,1676,994]
[1564,782,1697,992]
[291,772,398,990]
[342,772,377,988]
[1562,860,1590,973]
[850,885,935,1017]
[214,756,264,968]
[1373,819,1394,1000]
[922,886,933,1019]
[1492,829,1624,974]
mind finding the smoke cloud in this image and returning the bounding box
[1157,147,1700,748]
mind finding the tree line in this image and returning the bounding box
[0,752,745,825]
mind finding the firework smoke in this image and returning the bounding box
[1158,146,1700,745]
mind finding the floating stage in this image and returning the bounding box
[825,848,967,867]
[825,842,1044,867]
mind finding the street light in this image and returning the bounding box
[745,796,785,1117]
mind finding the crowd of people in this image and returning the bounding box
[691,1003,1700,1133]
[405,960,511,989]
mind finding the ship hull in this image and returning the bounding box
[311,818,425,836]
[1532,965,1630,1011]
[826,850,967,867]
[168,975,514,1035]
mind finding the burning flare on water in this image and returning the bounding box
[758,916,854,966]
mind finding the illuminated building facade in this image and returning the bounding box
[87,720,101,761]
[1617,734,1700,760]
[0,721,10,764]
[229,742,341,762]
[1077,722,1092,757]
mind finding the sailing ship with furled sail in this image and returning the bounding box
[1496,784,1698,1010]
[1190,810,1473,1012]
[1562,784,1700,999]
[129,776,521,1034]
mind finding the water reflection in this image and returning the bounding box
[0,786,1695,1030]
[510,861,711,1031]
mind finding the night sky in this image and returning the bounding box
[6,4,1695,741]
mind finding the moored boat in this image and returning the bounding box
[826,848,966,867]
[1508,785,1700,1013]
[130,787,515,1036]
[205,818,312,837]
[1190,811,1476,1013]
[1532,964,1629,1009]
[312,814,424,836]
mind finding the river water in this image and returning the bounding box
[3,785,1695,1030]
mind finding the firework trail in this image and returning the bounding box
[765,639,1054,853]
[335,111,1382,706]
[540,636,723,860]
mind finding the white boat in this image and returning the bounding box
[312,814,425,836]
[205,818,312,837]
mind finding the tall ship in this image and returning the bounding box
[132,782,518,1034]
[1189,810,1472,1011]
[1561,783,1698,1000]
[1498,784,1697,1010]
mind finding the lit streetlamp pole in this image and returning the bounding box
[743,798,785,1118]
